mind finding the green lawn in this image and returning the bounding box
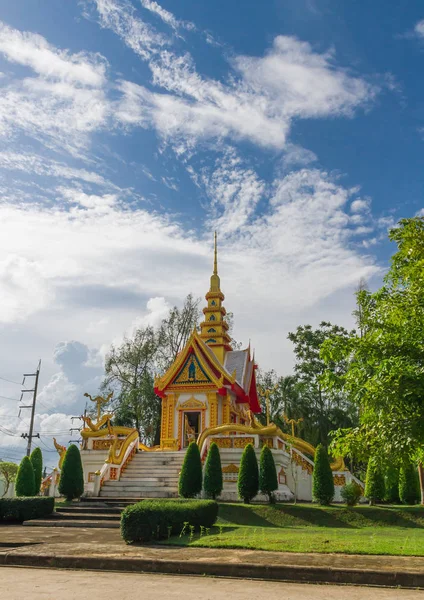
[160,503,424,556]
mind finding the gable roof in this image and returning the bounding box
[154,331,261,413]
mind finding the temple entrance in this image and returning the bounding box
[183,411,200,447]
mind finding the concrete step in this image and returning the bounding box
[99,490,178,498]
[24,519,120,529]
[119,476,179,483]
[101,484,178,492]
[55,506,122,515]
[51,511,120,521]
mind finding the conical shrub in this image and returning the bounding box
[312,444,334,505]
[384,465,400,504]
[203,442,223,500]
[58,444,84,501]
[237,443,259,504]
[178,442,203,498]
[365,457,385,505]
[15,455,35,497]
[259,445,278,503]
[399,463,420,505]
[30,447,43,495]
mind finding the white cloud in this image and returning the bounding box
[350,198,371,213]
[0,255,53,323]
[414,20,424,38]
[140,0,195,32]
[0,22,110,153]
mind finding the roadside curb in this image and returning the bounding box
[1,552,422,588]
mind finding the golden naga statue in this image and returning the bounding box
[83,391,114,428]
[53,437,67,469]
[82,413,114,432]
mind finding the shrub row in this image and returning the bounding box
[0,497,54,522]
[121,499,218,544]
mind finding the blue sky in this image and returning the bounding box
[0,0,423,467]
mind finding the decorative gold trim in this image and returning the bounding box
[177,397,206,410]
[222,463,239,473]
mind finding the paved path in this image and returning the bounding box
[2,567,424,600]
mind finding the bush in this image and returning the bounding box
[384,465,400,504]
[121,499,218,544]
[340,482,362,506]
[312,444,334,505]
[203,442,223,500]
[259,445,278,503]
[0,497,54,522]
[58,444,84,501]
[178,442,203,498]
[30,447,43,495]
[399,463,420,505]
[365,457,385,505]
[15,456,35,497]
[238,443,259,504]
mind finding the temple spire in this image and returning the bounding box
[209,231,220,293]
[213,231,218,276]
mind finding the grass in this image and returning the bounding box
[159,503,424,556]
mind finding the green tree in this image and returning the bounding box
[178,442,203,498]
[0,461,18,497]
[312,444,334,505]
[288,322,358,447]
[58,444,84,501]
[30,447,43,495]
[203,442,223,500]
[364,457,385,505]
[238,443,259,504]
[103,295,200,446]
[384,465,400,504]
[322,218,424,503]
[256,371,302,434]
[15,456,35,497]
[399,463,420,505]
[259,445,278,503]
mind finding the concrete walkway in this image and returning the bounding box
[1,525,424,588]
[2,567,424,600]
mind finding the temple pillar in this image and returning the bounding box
[167,393,176,439]
[222,393,231,425]
[208,393,218,429]
[160,396,168,445]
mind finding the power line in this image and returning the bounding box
[0,374,24,386]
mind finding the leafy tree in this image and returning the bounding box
[156,294,202,371]
[178,442,203,498]
[203,442,223,500]
[0,461,18,497]
[399,463,420,505]
[58,444,84,501]
[364,457,385,505]
[259,445,278,503]
[103,295,200,446]
[238,443,259,504]
[256,370,302,433]
[30,448,43,495]
[288,322,358,447]
[384,465,400,504]
[312,444,334,505]
[322,218,424,503]
[15,456,35,497]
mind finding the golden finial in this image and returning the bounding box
[213,231,218,276]
[283,414,304,438]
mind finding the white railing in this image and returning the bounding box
[93,436,139,496]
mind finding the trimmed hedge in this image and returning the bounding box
[58,444,84,501]
[399,463,420,505]
[178,442,203,498]
[365,457,385,505]
[15,456,35,497]
[30,447,43,496]
[312,444,334,505]
[203,442,223,500]
[121,499,218,544]
[238,443,259,504]
[0,497,54,522]
[259,445,278,503]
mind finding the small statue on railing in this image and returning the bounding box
[82,391,114,430]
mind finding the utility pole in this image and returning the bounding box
[20,360,41,457]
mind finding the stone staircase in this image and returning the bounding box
[99,451,185,499]
[24,504,122,529]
